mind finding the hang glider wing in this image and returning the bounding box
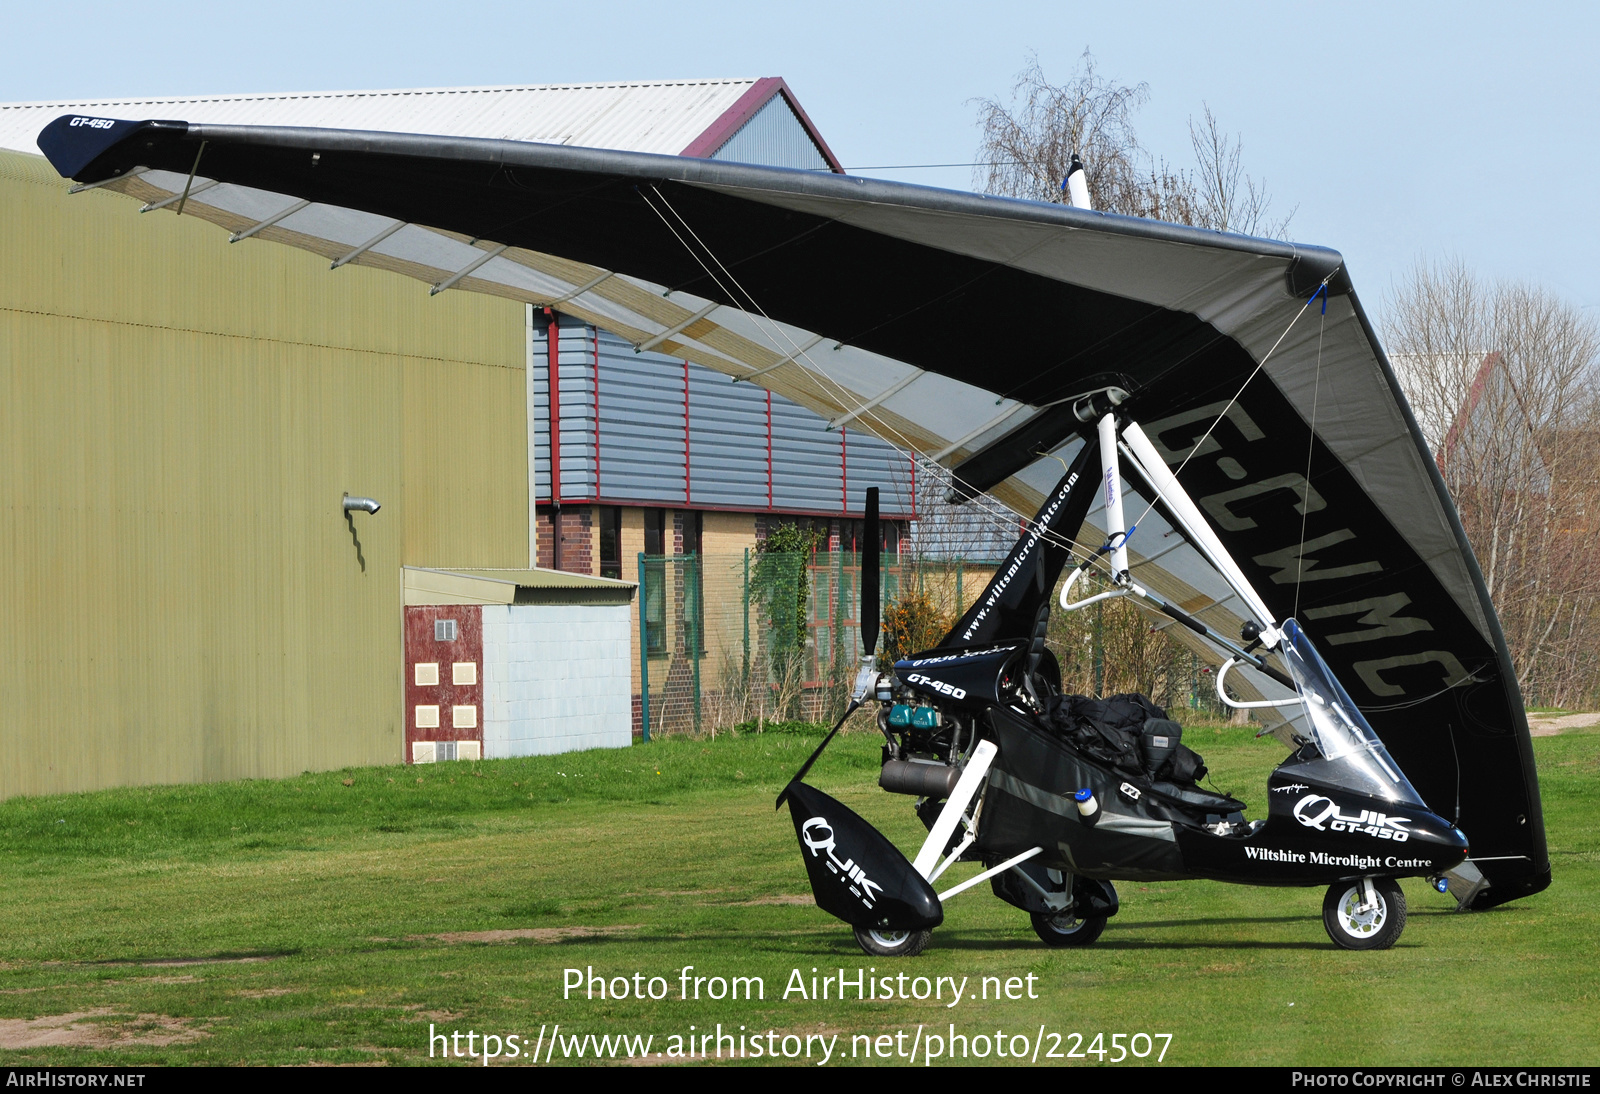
[36,114,1549,907]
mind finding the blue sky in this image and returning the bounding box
[6,1,1596,320]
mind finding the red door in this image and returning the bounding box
[403,605,484,762]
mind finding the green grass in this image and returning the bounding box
[0,723,1594,1066]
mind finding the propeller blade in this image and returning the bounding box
[861,486,880,659]
[775,700,860,810]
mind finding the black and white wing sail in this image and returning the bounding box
[36,114,1549,907]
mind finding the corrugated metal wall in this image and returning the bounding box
[533,321,915,516]
[687,353,770,509]
[403,355,528,568]
[0,80,760,162]
[711,93,832,171]
[529,316,600,503]
[0,149,527,799]
[771,394,845,511]
[846,430,918,517]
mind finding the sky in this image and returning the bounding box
[4,1,1597,323]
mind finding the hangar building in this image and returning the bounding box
[0,78,919,798]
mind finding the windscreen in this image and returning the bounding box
[1280,619,1426,806]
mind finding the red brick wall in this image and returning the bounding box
[535,506,595,573]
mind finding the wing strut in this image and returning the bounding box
[1060,412,1291,690]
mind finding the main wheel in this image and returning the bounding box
[1030,909,1107,947]
[853,926,932,957]
[1322,878,1406,950]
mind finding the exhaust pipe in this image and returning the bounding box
[880,758,961,798]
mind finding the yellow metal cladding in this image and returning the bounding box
[0,149,527,799]
[402,356,528,568]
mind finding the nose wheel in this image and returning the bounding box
[1323,878,1406,950]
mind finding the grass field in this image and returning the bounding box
[0,721,1594,1067]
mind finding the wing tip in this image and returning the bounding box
[36,115,190,182]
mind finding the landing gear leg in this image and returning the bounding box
[1030,875,1113,947]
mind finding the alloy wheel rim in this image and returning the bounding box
[1337,887,1388,936]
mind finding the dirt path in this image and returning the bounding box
[1527,712,1600,736]
[0,1011,207,1049]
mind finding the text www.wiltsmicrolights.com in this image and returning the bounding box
[428,1023,1172,1066]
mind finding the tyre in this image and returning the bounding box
[1322,878,1406,950]
[852,926,932,957]
[1030,909,1107,947]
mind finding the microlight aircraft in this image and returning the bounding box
[36,113,1548,952]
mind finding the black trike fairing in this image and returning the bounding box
[973,703,1469,887]
[989,860,1119,919]
[783,780,943,931]
[1174,766,1468,886]
[974,706,1195,880]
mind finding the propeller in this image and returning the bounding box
[777,487,883,809]
[860,486,881,662]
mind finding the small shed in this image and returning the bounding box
[402,566,635,762]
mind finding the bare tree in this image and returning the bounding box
[1386,259,1600,707]
[973,54,1292,238]
[1188,104,1295,237]
[961,54,1297,713]
[973,51,1153,212]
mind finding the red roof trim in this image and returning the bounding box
[1441,351,1502,462]
[679,76,845,173]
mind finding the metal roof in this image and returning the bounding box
[403,565,634,608]
[0,78,803,159]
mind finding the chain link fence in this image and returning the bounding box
[635,551,1231,738]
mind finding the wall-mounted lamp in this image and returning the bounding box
[343,494,381,515]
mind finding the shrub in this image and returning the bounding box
[881,591,953,667]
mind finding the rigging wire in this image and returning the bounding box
[633,183,1342,623]
[636,184,1104,569]
[1355,668,1487,713]
[1293,285,1330,618]
[845,160,1028,170]
[637,184,1311,717]
[1124,272,1340,544]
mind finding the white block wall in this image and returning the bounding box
[480,603,633,757]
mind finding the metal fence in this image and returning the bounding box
[635,551,1232,739]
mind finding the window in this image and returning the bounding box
[683,511,705,654]
[644,574,666,655]
[837,517,901,556]
[599,506,622,580]
[644,508,665,556]
[644,509,665,654]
